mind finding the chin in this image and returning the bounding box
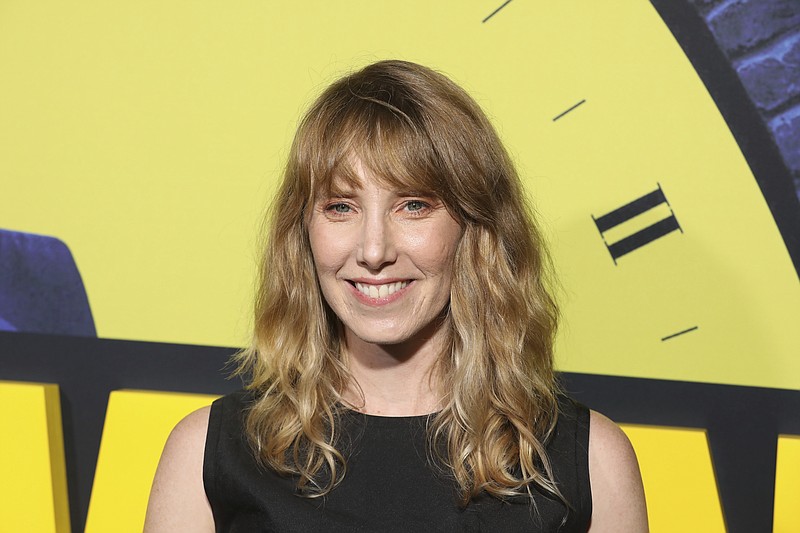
[343,320,419,347]
[342,314,448,349]
[350,329,411,346]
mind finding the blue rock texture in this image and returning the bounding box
[771,107,800,190]
[688,0,800,198]
[736,31,800,113]
[707,0,800,56]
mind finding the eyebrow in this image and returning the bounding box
[396,189,435,197]
[322,185,357,198]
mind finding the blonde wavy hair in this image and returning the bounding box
[235,59,561,505]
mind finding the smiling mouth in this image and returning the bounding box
[352,281,410,299]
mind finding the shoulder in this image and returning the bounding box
[144,406,215,532]
[169,405,212,442]
[587,410,648,532]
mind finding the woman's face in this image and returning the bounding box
[307,162,462,349]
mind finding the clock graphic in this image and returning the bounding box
[463,1,800,393]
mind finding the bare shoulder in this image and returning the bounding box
[587,410,649,532]
[163,405,212,446]
[144,406,214,532]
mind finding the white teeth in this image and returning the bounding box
[354,281,410,298]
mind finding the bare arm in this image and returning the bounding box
[144,406,215,532]
[587,410,648,532]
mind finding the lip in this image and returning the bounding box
[345,278,414,306]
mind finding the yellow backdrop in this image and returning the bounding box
[0,1,797,391]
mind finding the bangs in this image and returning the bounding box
[305,92,449,201]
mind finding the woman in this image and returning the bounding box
[145,60,647,532]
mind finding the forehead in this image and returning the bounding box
[314,154,437,198]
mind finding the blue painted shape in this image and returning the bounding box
[0,229,96,336]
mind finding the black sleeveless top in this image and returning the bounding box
[204,391,592,532]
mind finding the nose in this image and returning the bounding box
[357,212,397,270]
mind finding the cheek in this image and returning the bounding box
[309,224,347,274]
[308,237,328,271]
[409,225,462,276]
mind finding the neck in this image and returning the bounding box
[341,319,447,416]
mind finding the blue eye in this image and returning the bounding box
[328,203,351,213]
[405,200,428,212]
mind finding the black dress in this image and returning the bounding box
[204,390,591,532]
